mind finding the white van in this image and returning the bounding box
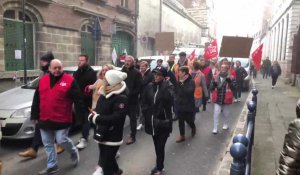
[172,47,205,59]
[138,56,171,70]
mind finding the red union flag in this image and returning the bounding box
[204,40,218,60]
[189,49,196,61]
[251,44,263,70]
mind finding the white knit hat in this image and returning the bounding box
[105,70,127,86]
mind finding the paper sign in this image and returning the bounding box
[15,50,22,59]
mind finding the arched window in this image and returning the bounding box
[4,9,32,22]
[81,24,93,33]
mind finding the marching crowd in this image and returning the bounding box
[13,51,251,175]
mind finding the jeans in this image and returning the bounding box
[40,128,77,168]
[152,133,169,171]
[235,81,243,99]
[213,104,230,130]
[128,104,138,138]
[178,112,196,136]
[31,124,43,151]
[98,144,120,175]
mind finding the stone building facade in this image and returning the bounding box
[0,0,137,78]
[136,0,205,57]
[263,0,300,83]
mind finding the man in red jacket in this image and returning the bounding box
[31,59,86,175]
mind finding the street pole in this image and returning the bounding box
[94,16,101,65]
[22,0,28,84]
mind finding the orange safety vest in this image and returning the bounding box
[173,64,180,81]
[194,72,203,99]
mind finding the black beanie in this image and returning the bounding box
[40,52,54,62]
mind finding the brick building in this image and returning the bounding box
[0,0,137,78]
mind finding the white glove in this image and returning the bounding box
[88,113,100,125]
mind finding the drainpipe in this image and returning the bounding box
[22,0,28,84]
[160,0,162,32]
[135,0,139,57]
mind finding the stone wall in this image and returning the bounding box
[0,0,136,78]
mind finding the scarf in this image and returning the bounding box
[217,72,229,89]
[102,79,123,96]
[178,58,187,67]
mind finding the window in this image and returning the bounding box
[283,14,289,60]
[81,24,93,33]
[121,0,128,8]
[4,9,31,22]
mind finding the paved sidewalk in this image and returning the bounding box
[217,75,300,175]
[252,76,300,175]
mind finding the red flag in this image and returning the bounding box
[189,49,196,61]
[251,44,263,70]
[204,40,218,60]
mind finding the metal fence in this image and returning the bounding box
[229,88,259,175]
[13,69,41,87]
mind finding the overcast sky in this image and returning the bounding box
[214,0,268,41]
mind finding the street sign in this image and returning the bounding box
[219,36,253,58]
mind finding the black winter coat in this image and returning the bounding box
[73,65,97,109]
[270,64,282,77]
[142,81,173,135]
[175,75,195,113]
[235,66,248,83]
[94,83,128,146]
[122,66,142,104]
[141,69,154,94]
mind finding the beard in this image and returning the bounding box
[41,65,49,73]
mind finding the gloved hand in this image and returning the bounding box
[213,81,218,88]
[88,113,100,124]
[226,77,232,83]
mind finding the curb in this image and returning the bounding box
[216,83,255,175]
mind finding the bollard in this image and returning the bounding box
[230,142,247,175]
[247,101,256,124]
[247,100,256,147]
[233,134,249,147]
[251,89,258,103]
[251,89,258,116]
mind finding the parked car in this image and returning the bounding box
[0,66,104,140]
[219,57,252,91]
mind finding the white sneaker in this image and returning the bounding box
[115,151,121,159]
[212,129,218,134]
[92,166,103,175]
[76,138,88,149]
[222,124,229,130]
[136,124,143,130]
[238,98,241,102]
[207,99,211,103]
[234,99,238,103]
[272,86,274,89]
